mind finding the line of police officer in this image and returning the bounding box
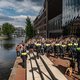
[26,38,80,74]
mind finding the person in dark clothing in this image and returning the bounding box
[35,42,41,59]
[21,49,27,68]
[54,42,60,57]
[16,45,20,56]
[61,43,66,58]
[76,47,80,74]
[40,42,45,55]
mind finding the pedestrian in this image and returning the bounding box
[16,45,20,56]
[65,60,73,77]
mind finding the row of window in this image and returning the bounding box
[62,0,80,26]
[48,15,62,31]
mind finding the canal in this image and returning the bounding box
[0,37,25,80]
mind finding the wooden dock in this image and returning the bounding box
[9,52,67,80]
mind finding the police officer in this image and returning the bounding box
[54,42,60,57]
[72,41,78,60]
[76,39,80,74]
[67,41,73,57]
[35,42,41,59]
[21,49,27,68]
[45,42,51,57]
[76,47,80,74]
[61,42,66,58]
[40,42,45,55]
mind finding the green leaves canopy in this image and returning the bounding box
[25,17,35,39]
[2,23,15,37]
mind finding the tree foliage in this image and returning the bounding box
[2,23,15,37]
[25,17,35,39]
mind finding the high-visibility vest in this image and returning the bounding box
[62,45,66,47]
[74,43,78,46]
[76,47,80,51]
[68,43,72,46]
[55,44,60,46]
[35,44,41,46]
[46,44,50,46]
[21,52,27,56]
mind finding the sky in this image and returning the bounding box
[0,0,44,28]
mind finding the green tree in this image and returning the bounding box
[2,23,15,37]
[25,17,34,39]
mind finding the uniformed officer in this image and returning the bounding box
[72,41,78,60]
[45,42,51,57]
[67,42,73,57]
[40,42,45,55]
[76,47,80,74]
[54,42,60,57]
[35,42,41,59]
[21,50,27,68]
[61,43,66,58]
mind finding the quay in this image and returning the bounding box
[9,52,67,80]
[9,57,26,80]
[0,36,8,40]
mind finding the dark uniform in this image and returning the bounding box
[54,43,60,57]
[76,47,80,74]
[72,43,78,60]
[45,43,51,56]
[40,43,45,55]
[67,43,73,57]
[21,51,27,68]
[35,43,41,59]
[61,44,66,58]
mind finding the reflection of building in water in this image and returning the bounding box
[34,0,80,38]
[13,27,25,37]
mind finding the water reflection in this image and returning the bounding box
[3,43,15,50]
[0,37,25,80]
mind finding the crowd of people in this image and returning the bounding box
[16,36,80,76]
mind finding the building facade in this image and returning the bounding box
[13,27,25,37]
[34,0,80,38]
[33,1,47,37]
[62,0,80,26]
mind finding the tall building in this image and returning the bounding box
[62,0,80,26]
[34,0,80,38]
[33,1,47,37]
[48,0,62,37]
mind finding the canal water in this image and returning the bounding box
[0,37,25,80]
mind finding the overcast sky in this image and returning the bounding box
[0,0,44,28]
